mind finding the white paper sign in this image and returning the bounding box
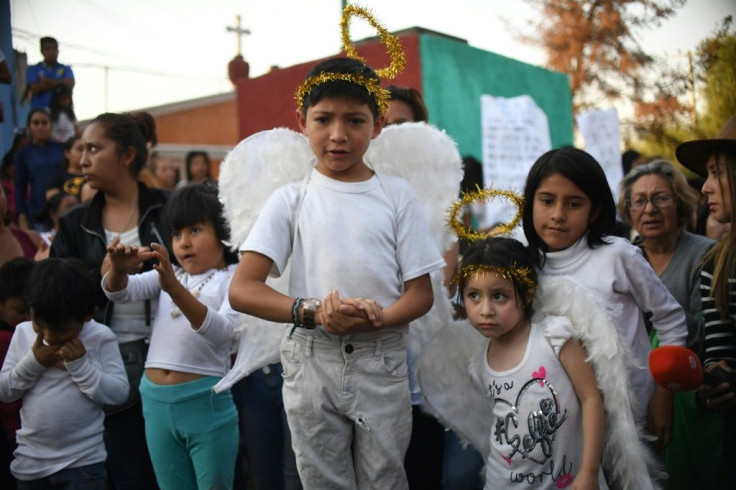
[576,108,622,201]
[480,94,551,236]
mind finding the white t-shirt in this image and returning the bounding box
[539,236,687,425]
[51,112,77,143]
[242,168,445,340]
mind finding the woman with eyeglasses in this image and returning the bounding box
[618,158,716,488]
[619,159,715,347]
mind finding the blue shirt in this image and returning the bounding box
[14,141,65,227]
[26,62,75,109]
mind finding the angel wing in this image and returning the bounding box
[418,275,664,490]
[215,123,463,393]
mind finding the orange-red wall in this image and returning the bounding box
[236,32,423,139]
[154,100,239,145]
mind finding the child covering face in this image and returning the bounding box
[0,258,128,487]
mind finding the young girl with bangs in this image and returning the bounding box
[103,183,240,490]
[457,237,604,489]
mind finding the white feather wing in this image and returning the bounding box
[218,127,312,251]
[366,121,463,253]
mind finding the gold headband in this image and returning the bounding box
[294,4,405,115]
[447,187,525,242]
[452,263,536,290]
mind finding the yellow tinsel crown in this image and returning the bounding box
[294,4,405,115]
[452,263,536,290]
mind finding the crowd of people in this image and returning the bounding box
[0,28,734,490]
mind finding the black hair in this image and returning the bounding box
[386,85,428,123]
[26,258,98,327]
[60,134,82,171]
[35,191,78,231]
[39,36,58,48]
[162,183,239,266]
[91,113,148,175]
[456,237,537,320]
[460,156,484,193]
[300,57,381,119]
[185,150,212,181]
[0,257,35,303]
[523,148,617,266]
[621,149,642,176]
[1,132,29,180]
[49,84,76,123]
[126,111,158,147]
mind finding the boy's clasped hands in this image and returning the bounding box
[319,289,383,335]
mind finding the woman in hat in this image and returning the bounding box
[676,115,736,489]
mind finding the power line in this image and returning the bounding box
[70,61,226,81]
[11,27,122,59]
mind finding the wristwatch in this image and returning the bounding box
[301,298,321,329]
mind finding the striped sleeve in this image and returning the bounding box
[700,263,736,367]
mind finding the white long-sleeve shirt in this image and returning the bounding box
[103,265,239,377]
[539,236,687,425]
[0,320,128,480]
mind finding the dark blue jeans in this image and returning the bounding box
[442,430,484,490]
[231,363,302,490]
[15,462,106,490]
[104,403,158,490]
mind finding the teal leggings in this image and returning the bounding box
[140,374,238,490]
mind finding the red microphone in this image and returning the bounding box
[649,345,703,391]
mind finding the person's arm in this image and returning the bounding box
[229,251,295,322]
[0,329,49,403]
[13,150,30,230]
[103,237,155,292]
[624,246,687,346]
[647,385,674,452]
[65,331,129,406]
[559,339,603,490]
[0,60,10,84]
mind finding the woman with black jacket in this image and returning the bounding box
[51,112,166,490]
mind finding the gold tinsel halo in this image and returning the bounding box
[340,4,406,80]
[294,72,390,115]
[451,263,536,290]
[447,187,525,242]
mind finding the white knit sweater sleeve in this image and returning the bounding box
[619,242,687,347]
[65,330,129,406]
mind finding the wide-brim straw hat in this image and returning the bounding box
[676,115,736,177]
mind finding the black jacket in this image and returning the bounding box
[51,182,168,325]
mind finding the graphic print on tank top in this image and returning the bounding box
[488,366,567,467]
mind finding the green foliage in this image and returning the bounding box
[697,18,736,138]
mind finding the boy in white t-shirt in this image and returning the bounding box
[229,57,444,488]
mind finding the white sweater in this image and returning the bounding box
[103,265,239,377]
[539,236,687,425]
[0,320,128,480]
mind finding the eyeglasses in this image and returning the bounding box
[626,194,676,211]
